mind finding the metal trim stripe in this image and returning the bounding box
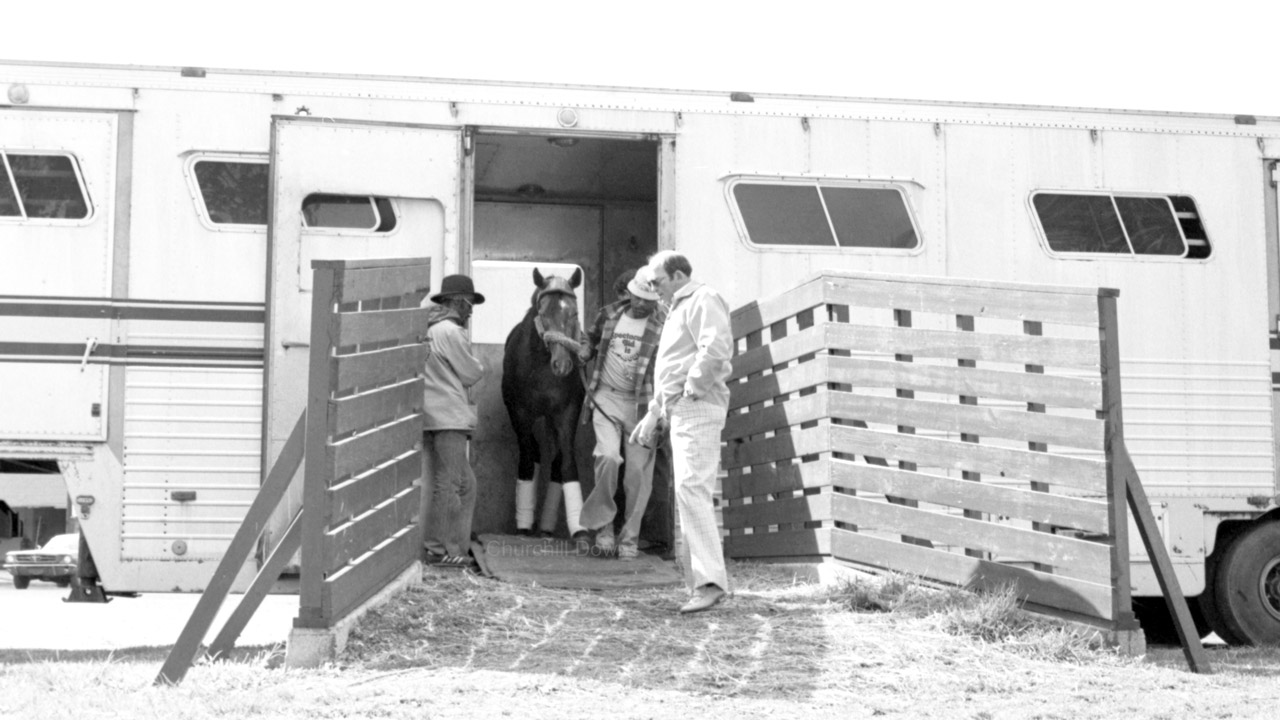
[0,341,263,368]
[0,296,265,323]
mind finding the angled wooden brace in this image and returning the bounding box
[1119,444,1212,674]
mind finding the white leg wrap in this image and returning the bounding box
[515,479,537,530]
[539,481,563,533]
[562,481,585,536]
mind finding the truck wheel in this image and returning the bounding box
[12,576,30,590]
[1213,521,1280,645]
[55,578,72,588]
[1198,541,1247,645]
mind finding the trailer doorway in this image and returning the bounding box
[466,131,666,546]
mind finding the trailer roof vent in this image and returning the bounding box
[729,91,755,103]
[180,67,207,78]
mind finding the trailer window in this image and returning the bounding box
[730,179,919,250]
[193,160,269,225]
[302,194,397,232]
[0,152,91,220]
[1032,192,1211,259]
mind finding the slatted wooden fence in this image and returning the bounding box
[723,270,1139,630]
[158,257,432,684]
[294,258,432,629]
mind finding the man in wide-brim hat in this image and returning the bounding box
[421,273,486,568]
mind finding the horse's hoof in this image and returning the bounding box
[516,528,535,537]
[536,530,556,539]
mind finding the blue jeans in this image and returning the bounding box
[422,430,477,558]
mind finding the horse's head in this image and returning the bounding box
[532,267,582,378]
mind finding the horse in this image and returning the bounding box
[501,267,588,538]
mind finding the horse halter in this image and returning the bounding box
[533,286,585,358]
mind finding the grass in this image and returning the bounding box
[3,565,1277,719]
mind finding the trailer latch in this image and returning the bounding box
[80,337,98,372]
[171,490,197,502]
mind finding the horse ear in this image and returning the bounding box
[569,267,582,289]
[533,268,546,289]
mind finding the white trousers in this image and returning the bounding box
[668,396,728,591]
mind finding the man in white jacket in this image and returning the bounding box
[631,251,733,613]
[421,274,486,567]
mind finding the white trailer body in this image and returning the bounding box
[1,61,1276,642]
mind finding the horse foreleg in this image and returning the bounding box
[508,405,540,533]
[552,407,586,539]
[534,418,562,534]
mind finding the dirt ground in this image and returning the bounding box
[2,565,1277,719]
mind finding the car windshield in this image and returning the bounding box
[41,534,79,554]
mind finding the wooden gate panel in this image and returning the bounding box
[297,257,430,630]
[724,270,1132,631]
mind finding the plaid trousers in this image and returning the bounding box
[669,397,728,591]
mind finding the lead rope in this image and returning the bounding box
[534,314,586,360]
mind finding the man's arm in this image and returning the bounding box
[435,324,485,387]
[683,290,732,400]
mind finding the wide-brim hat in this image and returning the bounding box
[627,267,659,301]
[431,274,485,304]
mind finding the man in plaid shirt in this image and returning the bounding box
[577,267,667,561]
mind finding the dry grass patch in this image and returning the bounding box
[343,564,1125,699]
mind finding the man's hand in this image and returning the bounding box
[629,410,660,448]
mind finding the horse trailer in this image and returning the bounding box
[1,60,1277,643]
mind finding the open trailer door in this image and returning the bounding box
[262,116,461,550]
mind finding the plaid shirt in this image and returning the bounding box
[581,299,666,422]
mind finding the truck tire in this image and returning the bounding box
[13,576,30,590]
[1212,521,1280,645]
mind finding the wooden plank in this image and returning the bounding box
[730,355,1103,411]
[823,279,1102,327]
[722,424,832,469]
[206,509,303,660]
[723,458,832,500]
[730,276,827,338]
[324,485,419,573]
[1125,452,1212,674]
[829,424,1108,493]
[827,391,1105,451]
[723,493,832,531]
[730,355,831,409]
[334,307,431,347]
[329,413,422,482]
[826,323,1101,369]
[339,262,431,304]
[301,264,341,626]
[724,527,829,559]
[730,324,829,379]
[334,344,428,393]
[831,494,1111,583]
[156,411,306,686]
[329,450,420,523]
[723,392,829,440]
[331,377,423,436]
[1097,294,1135,632]
[830,529,1114,621]
[322,524,419,624]
[829,459,1110,534]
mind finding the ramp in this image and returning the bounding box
[474,534,682,590]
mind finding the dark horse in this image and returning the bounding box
[501,268,587,536]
